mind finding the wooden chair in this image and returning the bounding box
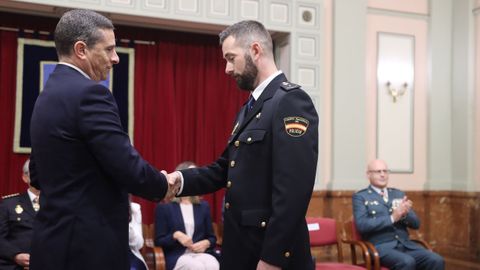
[141,224,166,270]
[306,217,371,270]
[343,219,432,270]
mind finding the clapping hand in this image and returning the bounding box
[392,196,413,222]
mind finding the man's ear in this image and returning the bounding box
[73,41,88,59]
[250,42,263,61]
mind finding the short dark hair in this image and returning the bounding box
[219,20,273,55]
[54,9,114,57]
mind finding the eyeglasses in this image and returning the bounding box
[369,169,391,174]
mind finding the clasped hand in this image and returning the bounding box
[161,171,181,200]
[173,231,210,253]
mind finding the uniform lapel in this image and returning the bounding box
[230,73,287,142]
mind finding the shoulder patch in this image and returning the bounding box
[280,81,300,91]
[2,193,20,200]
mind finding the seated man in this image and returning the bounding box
[0,159,40,269]
[352,159,444,270]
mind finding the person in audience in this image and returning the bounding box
[155,161,219,270]
[0,159,39,270]
[129,197,148,270]
[167,20,318,270]
[28,9,177,270]
[353,159,444,270]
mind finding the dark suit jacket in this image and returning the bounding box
[0,193,36,270]
[29,64,168,270]
[180,73,318,269]
[154,201,217,270]
[352,186,423,255]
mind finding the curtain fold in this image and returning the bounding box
[132,40,247,223]
[0,31,29,194]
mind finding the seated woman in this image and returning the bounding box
[154,161,219,270]
[129,199,148,270]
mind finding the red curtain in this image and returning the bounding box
[0,31,30,195]
[132,40,247,223]
[0,29,247,224]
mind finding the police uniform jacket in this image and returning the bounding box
[180,73,318,269]
[0,192,36,270]
[352,186,423,254]
[29,64,169,270]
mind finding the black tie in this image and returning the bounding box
[246,95,255,113]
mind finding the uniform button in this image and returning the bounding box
[234,140,240,147]
[227,181,232,188]
[389,208,393,212]
[230,160,235,167]
[225,202,230,209]
[371,210,376,215]
[284,252,290,258]
[395,235,399,239]
[260,221,266,227]
[247,137,252,143]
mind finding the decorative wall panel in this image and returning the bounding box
[376,33,414,173]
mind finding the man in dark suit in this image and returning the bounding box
[29,9,175,270]
[353,159,444,270]
[0,159,39,270]
[169,20,319,270]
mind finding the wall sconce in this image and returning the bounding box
[386,81,408,103]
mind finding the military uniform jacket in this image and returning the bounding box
[181,73,319,269]
[352,186,422,254]
[0,193,36,270]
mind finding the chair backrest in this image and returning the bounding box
[307,217,338,246]
[306,217,343,262]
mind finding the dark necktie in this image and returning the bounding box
[246,95,255,114]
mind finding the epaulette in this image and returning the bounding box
[355,188,369,194]
[280,81,300,91]
[1,193,20,200]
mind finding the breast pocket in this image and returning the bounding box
[238,130,266,145]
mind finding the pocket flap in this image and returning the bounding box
[238,130,266,144]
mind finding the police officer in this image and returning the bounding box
[170,20,319,270]
[0,159,39,270]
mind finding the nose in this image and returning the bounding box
[225,62,233,75]
[112,49,120,64]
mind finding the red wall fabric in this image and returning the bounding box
[0,28,247,224]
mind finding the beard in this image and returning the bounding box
[234,54,258,91]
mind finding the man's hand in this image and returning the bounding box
[14,253,30,268]
[173,231,193,248]
[190,239,210,253]
[256,260,281,270]
[161,170,181,200]
[391,196,413,222]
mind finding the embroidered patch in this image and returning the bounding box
[283,116,309,137]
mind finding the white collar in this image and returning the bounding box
[370,185,386,195]
[27,189,37,202]
[58,62,91,80]
[251,70,282,101]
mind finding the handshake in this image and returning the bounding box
[161,171,182,201]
